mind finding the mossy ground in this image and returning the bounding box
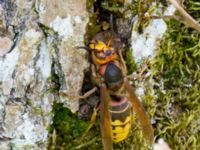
[48,1,200,150]
[149,1,200,149]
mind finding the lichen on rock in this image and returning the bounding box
[37,0,89,112]
[0,0,89,149]
[131,3,176,63]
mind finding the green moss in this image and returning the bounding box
[101,1,128,15]
[48,103,92,150]
[46,66,60,94]
[125,48,137,74]
[85,13,101,42]
[148,5,200,149]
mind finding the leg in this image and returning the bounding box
[78,87,97,99]
[91,64,102,86]
[60,87,97,100]
[118,48,127,76]
[127,60,148,80]
[80,107,98,141]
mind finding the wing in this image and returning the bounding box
[124,79,154,143]
[100,84,113,150]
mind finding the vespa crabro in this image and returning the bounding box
[78,16,154,150]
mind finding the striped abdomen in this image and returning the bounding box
[109,97,132,143]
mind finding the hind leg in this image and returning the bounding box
[79,107,98,141]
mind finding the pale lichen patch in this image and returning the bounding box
[0,47,19,95]
[50,16,74,38]
[131,4,176,63]
[36,40,52,79]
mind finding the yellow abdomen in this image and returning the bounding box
[109,98,132,143]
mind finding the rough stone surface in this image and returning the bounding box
[37,0,87,26]
[37,0,89,113]
[0,0,89,149]
[0,37,13,56]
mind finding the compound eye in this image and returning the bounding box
[105,50,113,56]
[95,51,106,59]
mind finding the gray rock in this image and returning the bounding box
[0,0,89,149]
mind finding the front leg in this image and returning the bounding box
[91,64,103,86]
[60,87,97,100]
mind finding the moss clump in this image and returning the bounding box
[101,0,130,15]
[150,17,200,149]
[85,13,101,43]
[48,103,92,150]
[46,72,60,94]
[146,1,200,148]
[125,48,137,75]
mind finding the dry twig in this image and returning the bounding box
[168,0,200,32]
